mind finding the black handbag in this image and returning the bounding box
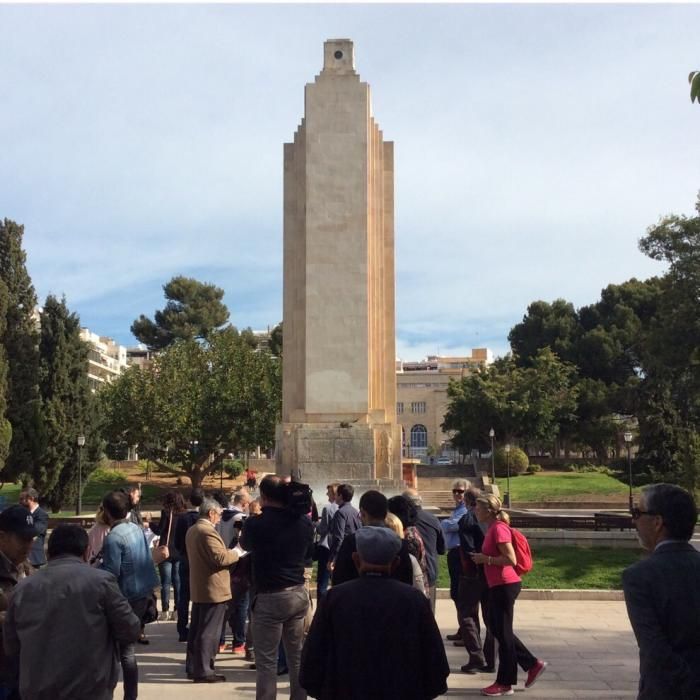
[141,594,158,625]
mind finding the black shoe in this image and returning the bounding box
[247,664,256,670]
[446,633,461,641]
[277,667,289,676]
[193,674,226,683]
[461,661,489,674]
[482,666,496,673]
[137,635,150,645]
[179,636,188,643]
[453,639,465,647]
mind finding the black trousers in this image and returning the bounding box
[457,568,495,667]
[176,559,191,640]
[186,602,228,679]
[447,548,462,628]
[488,582,537,686]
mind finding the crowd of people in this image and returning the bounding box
[0,477,696,699]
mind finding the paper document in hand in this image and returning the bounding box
[233,544,249,558]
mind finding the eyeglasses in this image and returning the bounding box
[630,507,658,520]
[452,489,465,495]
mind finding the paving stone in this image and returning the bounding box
[120,599,640,699]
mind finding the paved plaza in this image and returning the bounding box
[120,598,639,699]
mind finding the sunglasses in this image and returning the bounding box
[630,507,658,520]
[452,489,465,495]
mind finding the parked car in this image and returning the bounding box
[436,456,452,465]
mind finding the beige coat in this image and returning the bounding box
[186,518,239,603]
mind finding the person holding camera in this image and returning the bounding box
[239,475,314,700]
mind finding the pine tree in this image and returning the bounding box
[0,219,42,483]
[37,295,101,511]
[0,279,13,474]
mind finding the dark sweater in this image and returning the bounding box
[239,507,314,593]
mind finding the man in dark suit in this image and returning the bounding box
[623,483,700,700]
[19,489,48,569]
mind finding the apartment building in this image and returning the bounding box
[79,329,128,392]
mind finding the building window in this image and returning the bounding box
[410,424,428,448]
[411,401,426,414]
[396,402,404,415]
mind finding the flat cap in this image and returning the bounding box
[0,505,39,538]
[355,526,401,565]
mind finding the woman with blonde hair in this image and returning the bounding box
[384,513,426,595]
[469,494,547,697]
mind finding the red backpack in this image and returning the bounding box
[509,526,533,576]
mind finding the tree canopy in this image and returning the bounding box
[0,219,42,483]
[131,275,230,350]
[100,328,281,487]
[36,295,102,511]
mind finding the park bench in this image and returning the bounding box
[509,515,597,530]
[593,512,634,531]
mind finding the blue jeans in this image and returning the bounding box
[121,597,149,700]
[232,589,250,646]
[158,559,180,611]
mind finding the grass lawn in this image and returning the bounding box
[311,545,641,590]
[434,546,641,589]
[505,472,638,502]
[0,470,166,517]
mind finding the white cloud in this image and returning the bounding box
[0,3,697,353]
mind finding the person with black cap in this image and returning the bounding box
[300,526,450,700]
[0,505,38,700]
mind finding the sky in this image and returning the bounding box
[1,3,699,360]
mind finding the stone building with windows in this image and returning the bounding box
[79,329,128,392]
[396,349,493,460]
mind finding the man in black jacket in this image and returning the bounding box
[456,488,494,674]
[623,483,700,699]
[173,488,205,642]
[240,475,314,700]
[403,488,445,611]
[19,489,48,569]
[301,526,449,700]
[331,490,413,587]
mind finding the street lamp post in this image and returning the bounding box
[505,443,511,508]
[76,435,86,516]
[489,428,495,484]
[624,431,633,511]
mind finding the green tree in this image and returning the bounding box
[442,349,577,457]
[269,322,283,357]
[131,276,230,351]
[0,280,12,474]
[0,219,43,484]
[101,329,281,488]
[508,299,579,367]
[635,194,700,488]
[35,295,102,510]
[690,71,700,103]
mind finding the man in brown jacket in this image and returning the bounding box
[185,497,239,683]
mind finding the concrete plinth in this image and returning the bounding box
[277,422,401,488]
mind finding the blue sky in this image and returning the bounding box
[1,4,698,359]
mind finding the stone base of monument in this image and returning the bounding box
[275,422,404,492]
